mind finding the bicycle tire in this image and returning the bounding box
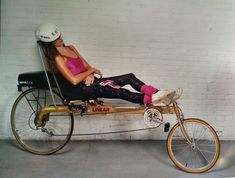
[11,88,74,155]
[167,118,220,173]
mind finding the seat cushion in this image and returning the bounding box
[18,71,56,91]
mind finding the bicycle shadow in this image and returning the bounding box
[211,141,235,173]
[140,140,173,168]
[140,140,235,173]
[5,139,73,155]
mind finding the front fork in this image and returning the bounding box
[173,102,193,145]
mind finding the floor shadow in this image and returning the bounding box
[140,140,235,174]
[3,139,22,150]
[2,139,72,156]
[209,141,235,173]
[140,140,174,168]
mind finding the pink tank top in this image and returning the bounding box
[60,47,86,76]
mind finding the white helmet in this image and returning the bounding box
[35,23,61,42]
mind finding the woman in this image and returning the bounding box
[35,23,176,104]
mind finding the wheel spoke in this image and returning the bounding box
[173,144,190,157]
[196,148,210,164]
[196,148,216,155]
[11,88,73,155]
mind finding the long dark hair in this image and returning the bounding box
[37,41,59,73]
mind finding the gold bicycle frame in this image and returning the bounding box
[37,102,176,125]
[173,102,193,144]
[37,100,192,144]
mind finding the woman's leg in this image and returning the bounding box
[81,81,175,105]
[82,84,151,105]
[98,73,158,95]
[98,73,145,92]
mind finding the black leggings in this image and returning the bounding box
[81,73,146,104]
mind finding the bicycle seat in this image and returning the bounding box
[18,71,56,91]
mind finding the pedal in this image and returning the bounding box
[87,99,104,106]
[87,100,96,106]
[96,99,104,105]
[70,103,87,116]
[164,122,170,132]
[75,105,87,116]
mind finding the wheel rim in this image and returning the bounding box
[11,88,73,155]
[167,119,220,173]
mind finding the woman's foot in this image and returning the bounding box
[151,90,176,104]
[173,88,183,101]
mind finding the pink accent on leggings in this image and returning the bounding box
[99,80,121,89]
[141,85,158,96]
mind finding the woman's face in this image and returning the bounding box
[53,36,64,47]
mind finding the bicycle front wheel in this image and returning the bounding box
[11,88,74,155]
[167,118,220,173]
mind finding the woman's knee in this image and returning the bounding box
[127,73,135,78]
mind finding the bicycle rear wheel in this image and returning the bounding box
[11,88,74,155]
[167,119,220,173]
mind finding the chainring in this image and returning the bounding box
[143,107,163,128]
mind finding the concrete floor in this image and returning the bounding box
[0,140,235,178]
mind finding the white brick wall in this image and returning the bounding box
[1,0,235,140]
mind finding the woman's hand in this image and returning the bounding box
[84,74,95,86]
[93,68,102,78]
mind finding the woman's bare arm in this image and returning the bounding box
[55,55,95,85]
